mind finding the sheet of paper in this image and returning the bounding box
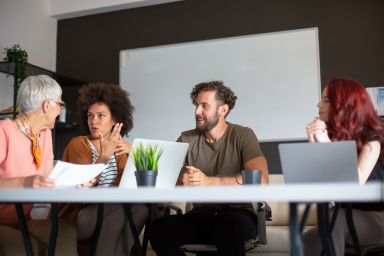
[49,161,106,187]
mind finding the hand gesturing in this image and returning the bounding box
[98,123,123,162]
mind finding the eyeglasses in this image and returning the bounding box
[55,101,66,110]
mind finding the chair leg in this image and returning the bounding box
[345,204,362,256]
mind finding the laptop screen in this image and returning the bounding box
[278,141,359,183]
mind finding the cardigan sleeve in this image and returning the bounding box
[62,136,92,164]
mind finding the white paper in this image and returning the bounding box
[49,161,106,187]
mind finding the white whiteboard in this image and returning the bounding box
[120,28,321,142]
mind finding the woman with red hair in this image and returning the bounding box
[304,77,384,255]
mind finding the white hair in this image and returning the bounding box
[17,75,62,114]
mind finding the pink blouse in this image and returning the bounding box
[0,118,54,226]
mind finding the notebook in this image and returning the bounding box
[278,141,359,183]
[119,138,189,188]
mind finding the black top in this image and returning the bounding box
[350,161,384,211]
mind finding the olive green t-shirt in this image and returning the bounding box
[177,123,264,212]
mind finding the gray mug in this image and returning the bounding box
[241,170,261,185]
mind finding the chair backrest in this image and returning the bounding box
[267,174,317,226]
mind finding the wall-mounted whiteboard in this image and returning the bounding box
[120,28,321,142]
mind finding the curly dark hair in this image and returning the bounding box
[190,81,237,115]
[77,83,134,136]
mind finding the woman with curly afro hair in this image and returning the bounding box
[59,83,148,255]
[304,78,384,255]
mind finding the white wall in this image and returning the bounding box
[0,0,57,71]
[50,0,181,19]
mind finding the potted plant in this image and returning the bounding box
[132,143,163,187]
[2,44,28,118]
[3,44,28,92]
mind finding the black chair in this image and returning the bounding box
[15,203,60,256]
[179,202,272,256]
[123,202,272,256]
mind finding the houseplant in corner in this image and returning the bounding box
[2,44,28,118]
[132,143,163,187]
[3,44,28,92]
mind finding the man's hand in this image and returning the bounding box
[182,166,211,186]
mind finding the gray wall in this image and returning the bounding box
[56,0,384,173]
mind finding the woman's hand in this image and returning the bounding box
[77,178,98,188]
[115,139,131,156]
[23,175,55,188]
[97,123,123,162]
[306,118,331,143]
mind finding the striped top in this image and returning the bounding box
[87,139,118,187]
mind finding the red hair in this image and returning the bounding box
[325,78,384,161]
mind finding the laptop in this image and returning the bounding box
[278,141,359,183]
[119,138,189,188]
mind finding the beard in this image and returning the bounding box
[195,112,220,132]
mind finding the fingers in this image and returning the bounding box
[115,140,131,156]
[24,175,55,188]
[111,123,123,139]
[182,167,205,186]
[98,133,104,151]
[37,176,55,188]
[306,118,327,142]
[78,178,97,188]
[185,166,199,173]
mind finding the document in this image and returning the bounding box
[49,161,106,187]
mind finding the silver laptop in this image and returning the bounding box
[119,138,189,188]
[278,141,359,183]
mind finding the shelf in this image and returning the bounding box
[54,122,80,131]
[0,61,54,77]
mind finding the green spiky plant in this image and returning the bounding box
[132,143,163,171]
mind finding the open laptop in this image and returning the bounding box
[278,141,359,183]
[119,138,189,188]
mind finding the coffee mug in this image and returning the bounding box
[241,170,261,185]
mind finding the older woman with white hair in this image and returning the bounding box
[0,75,77,255]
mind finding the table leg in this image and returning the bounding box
[15,203,34,256]
[48,203,59,256]
[289,202,304,256]
[124,204,144,256]
[317,203,336,256]
[90,204,104,256]
[141,204,152,254]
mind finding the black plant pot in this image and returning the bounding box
[135,170,158,187]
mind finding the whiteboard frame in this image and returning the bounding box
[120,27,321,142]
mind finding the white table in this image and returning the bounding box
[1,182,383,256]
[1,182,382,203]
